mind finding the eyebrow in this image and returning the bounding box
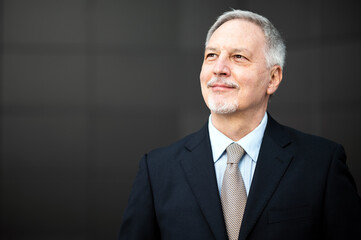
[206,47,250,53]
[205,47,253,57]
[231,48,251,53]
[205,47,218,52]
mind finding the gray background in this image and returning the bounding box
[1,0,360,239]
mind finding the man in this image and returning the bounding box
[118,9,361,240]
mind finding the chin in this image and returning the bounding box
[208,96,238,115]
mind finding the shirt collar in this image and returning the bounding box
[208,112,268,163]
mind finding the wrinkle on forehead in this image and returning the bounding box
[208,19,266,48]
[206,19,267,64]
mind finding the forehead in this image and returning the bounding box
[207,19,266,51]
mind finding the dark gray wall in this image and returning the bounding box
[1,0,360,239]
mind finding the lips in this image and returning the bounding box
[207,81,239,94]
[210,83,235,92]
[207,77,239,89]
[210,83,234,88]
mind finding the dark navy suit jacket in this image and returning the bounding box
[119,116,361,239]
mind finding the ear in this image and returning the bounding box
[267,65,283,95]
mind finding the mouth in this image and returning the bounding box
[210,83,235,91]
[206,77,239,92]
[208,81,238,93]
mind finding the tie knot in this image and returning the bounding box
[226,143,245,164]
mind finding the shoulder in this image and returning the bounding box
[268,116,344,160]
[284,124,340,149]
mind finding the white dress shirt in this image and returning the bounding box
[208,113,268,195]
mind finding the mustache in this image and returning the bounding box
[207,77,239,88]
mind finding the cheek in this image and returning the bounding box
[243,70,269,87]
[200,72,211,94]
[199,66,208,83]
[233,72,252,88]
[200,68,208,99]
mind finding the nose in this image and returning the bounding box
[213,55,231,77]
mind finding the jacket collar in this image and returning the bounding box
[239,115,294,240]
[181,115,294,240]
[181,123,228,240]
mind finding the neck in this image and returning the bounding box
[211,109,266,141]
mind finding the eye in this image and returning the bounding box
[233,54,244,59]
[232,54,249,62]
[206,53,217,59]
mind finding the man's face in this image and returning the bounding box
[200,19,277,116]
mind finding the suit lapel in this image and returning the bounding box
[180,124,228,240]
[239,116,294,240]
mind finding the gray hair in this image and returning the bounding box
[205,9,286,69]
